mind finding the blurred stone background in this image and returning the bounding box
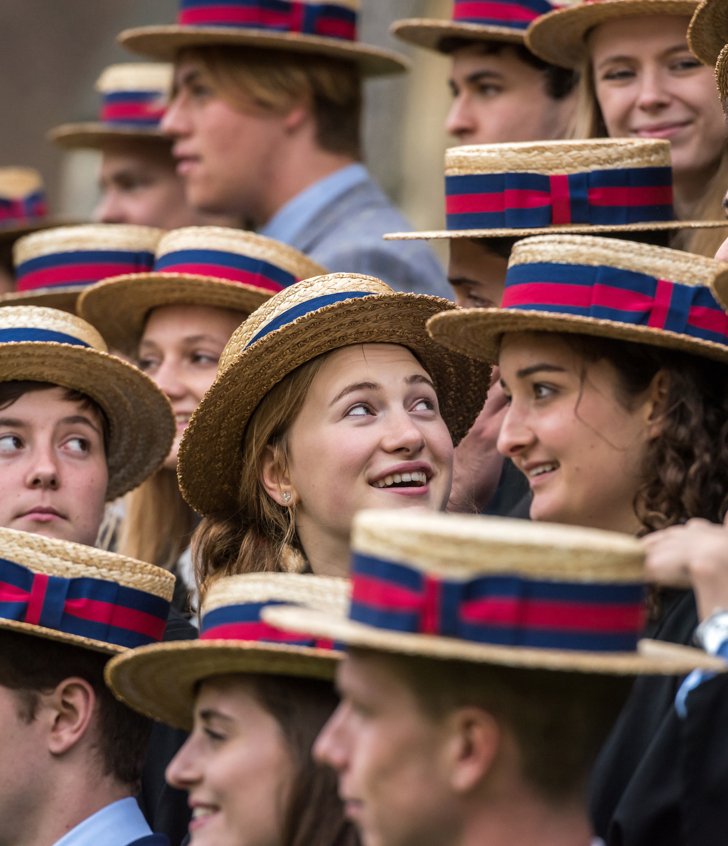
[0,0,451,230]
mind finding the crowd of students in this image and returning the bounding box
[1,0,728,844]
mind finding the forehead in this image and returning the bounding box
[498,331,576,366]
[100,141,175,175]
[0,385,92,417]
[588,14,691,59]
[449,42,541,83]
[141,304,244,345]
[315,344,429,383]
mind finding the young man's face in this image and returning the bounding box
[0,387,108,546]
[447,238,509,309]
[446,44,574,144]
[315,651,461,846]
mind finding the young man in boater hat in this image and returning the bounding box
[0,528,174,845]
[391,0,577,145]
[49,63,235,230]
[115,1,451,297]
[266,509,723,846]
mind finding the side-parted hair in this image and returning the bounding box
[0,629,152,789]
[181,45,362,159]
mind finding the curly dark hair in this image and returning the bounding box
[563,334,728,533]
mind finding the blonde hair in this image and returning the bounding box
[116,468,196,570]
[192,356,325,600]
[182,45,362,158]
[571,59,728,258]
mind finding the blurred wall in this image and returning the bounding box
[0,0,452,228]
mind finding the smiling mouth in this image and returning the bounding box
[523,462,559,481]
[372,471,428,489]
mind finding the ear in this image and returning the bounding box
[260,443,296,506]
[643,369,670,440]
[45,677,96,757]
[446,706,501,794]
[282,104,309,134]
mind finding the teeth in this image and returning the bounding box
[373,471,427,489]
[529,463,557,478]
[192,807,216,819]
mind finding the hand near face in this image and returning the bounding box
[642,516,728,620]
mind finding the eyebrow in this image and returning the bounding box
[330,374,435,406]
[513,363,567,379]
[198,708,234,724]
[594,43,689,70]
[0,415,102,434]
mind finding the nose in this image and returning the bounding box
[160,94,187,139]
[313,704,350,774]
[445,93,475,140]
[165,734,201,790]
[25,446,59,491]
[496,401,534,459]
[635,67,670,111]
[716,234,728,263]
[93,190,126,224]
[381,408,426,456]
[150,358,187,402]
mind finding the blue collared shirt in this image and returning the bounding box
[53,798,157,846]
[260,163,369,244]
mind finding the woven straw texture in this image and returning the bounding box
[0,167,43,198]
[0,305,174,499]
[526,0,699,68]
[118,2,409,78]
[716,43,728,102]
[391,17,525,51]
[177,273,491,515]
[106,574,347,728]
[265,510,727,675]
[78,227,326,354]
[387,138,728,241]
[427,233,728,364]
[688,0,728,64]
[0,527,174,654]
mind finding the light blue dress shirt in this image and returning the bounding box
[53,797,155,846]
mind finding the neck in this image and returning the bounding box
[297,525,351,578]
[673,161,719,218]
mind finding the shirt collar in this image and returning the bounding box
[53,798,154,846]
[260,163,369,244]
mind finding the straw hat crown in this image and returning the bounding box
[119,0,409,77]
[387,138,723,241]
[392,0,557,51]
[0,527,174,654]
[0,167,48,237]
[7,223,163,312]
[526,0,700,69]
[78,226,326,354]
[264,510,727,675]
[106,573,347,729]
[177,272,491,515]
[49,63,173,149]
[0,304,174,499]
[427,233,728,364]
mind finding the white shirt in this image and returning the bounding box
[53,797,155,846]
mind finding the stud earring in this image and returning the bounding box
[282,491,292,503]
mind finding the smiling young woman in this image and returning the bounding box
[526,1,728,258]
[428,232,728,846]
[176,273,488,595]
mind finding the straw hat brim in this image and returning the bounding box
[119,25,410,76]
[78,273,272,355]
[264,605,727,675]
[0,221,65,243]
[106,640,340,729]
[0,342,174,499]
[0,615,126,656]
[49,124,169,151]
[391,18,524,52]
[385,219,728,241]
[716,44,728,100]
[687,0,728,65]
[178,293,491,515]
[426,306,728,366]
[0,287,81,312]
[526,0,699,68]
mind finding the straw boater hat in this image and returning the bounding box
[5,224,163,312]
[526,0,699,69]
[0,168,51,241]
[78,227,327,355]
[119,0,409,77]
[386,139,727,242]
[687,0,727,66]
[265,509,726,675]
[0,527,174,655]
[0,306,174,499]
[106,573,347,729]
[426,233,728,364]
[392,0,559,51]
[177,273,491,516]
[49,64,173,150]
